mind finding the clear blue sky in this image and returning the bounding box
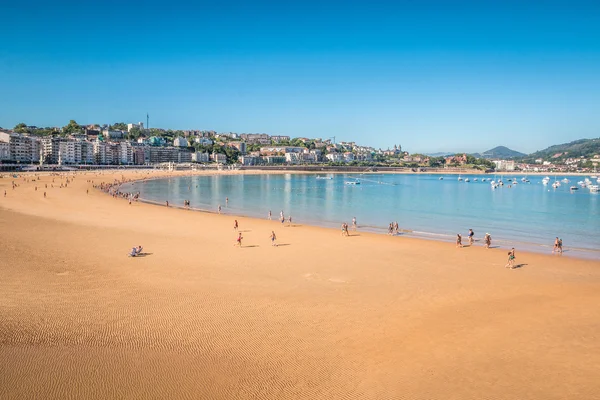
[1,0,599,153]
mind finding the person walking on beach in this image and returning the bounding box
[352,217,357,231]
[288,215,292,226]
[388,223,394,235]
[43,191,46,198]
[484,233,491,249]
[505,248,516,269]
[226,197,229,206]
[235,232,243,247]
[394,221,399,234]
[281,215,285,224]
[558,238,563,254]
[268,210,272,220]
[233,219,238,231]
[456,234,463,248]
[270,231,277,246]
[166,201,169,207]
[218,204,222,214]
[468,229,475,246]
[552,237,560,253]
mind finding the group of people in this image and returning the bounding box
[456,229,488,248]
[387,221,400,235]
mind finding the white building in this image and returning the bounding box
[119,142,133,164]
[194,137,213,146]
[192,152,210,163]
[173,137,189,147]
[58,140,76,164]
[271,135,290,143]
[285,152,302,164]
[102,129,125,140]
[127,122,144,132]
[239,155,258,165]
[0,141,10,161]
[0,132,40,163]
[210,153,227,164]
[326,153,343,162]
[94,140,108,165]
[493,160,516,171]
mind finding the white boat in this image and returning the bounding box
[481,178,486,182]
[542,176,550,185]
[464,178,470,182]
[561,178,570,183]
[458,175,463,181]
[345,181,360,185]
[473,178,478,181]
[439,177,443,180]
[521,177,527,182]
[316,176,332,180]
[552,181,561,188]
[589,185,599,193]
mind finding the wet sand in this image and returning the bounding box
[1,170,599,399]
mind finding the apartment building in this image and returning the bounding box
[0,132,41,163]
[0,141,10,161]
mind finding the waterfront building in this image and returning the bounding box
[238,155,258,165]
[0,141,10,161]
[0,132,40,163]
[493,160,516,171]
[210,153,227,164]
[192,152,210,163]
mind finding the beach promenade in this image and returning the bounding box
[1,170,599,399]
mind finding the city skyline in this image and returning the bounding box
[1,1,599,154]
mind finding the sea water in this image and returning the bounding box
[127,174,600,259]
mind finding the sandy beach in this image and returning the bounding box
[1,169,599,400]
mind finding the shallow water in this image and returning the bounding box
[127,173,600,259]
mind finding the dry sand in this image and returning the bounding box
[1,169,599,400]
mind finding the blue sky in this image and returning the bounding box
[1,1,599,153]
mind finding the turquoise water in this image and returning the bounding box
[127,174,600,259]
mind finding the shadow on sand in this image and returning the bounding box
[133,252,153,258]
[512,263,528,269]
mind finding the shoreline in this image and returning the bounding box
[117,171,600,261]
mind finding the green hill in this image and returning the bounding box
[479,146,526,159]
[522,138,600,161]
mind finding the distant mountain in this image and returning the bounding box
[523,138,600,161]
[480,146,526,159]
[425,152,454,157]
